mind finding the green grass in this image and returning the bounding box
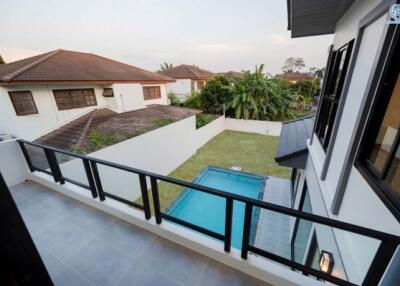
[152,118,176,128]
[136,130,290,211]
[196,114,215,129]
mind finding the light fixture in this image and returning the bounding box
[319,250,334,274]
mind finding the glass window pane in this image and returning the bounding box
[367,74,400,173]
[294,190,313,263]
[385,144,400,193]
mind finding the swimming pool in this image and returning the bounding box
[166,166,266,248]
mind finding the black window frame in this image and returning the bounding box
[315,40,354,151]
[8,91,38,116]
[355,28,400,215]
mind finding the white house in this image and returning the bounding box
[157,64,214,100]
[275,0,400,284]
[0,49,174,141]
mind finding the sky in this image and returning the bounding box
[0,0,333,75]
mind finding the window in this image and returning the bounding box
[9,91,38,116]
[191,80,195,92]
[315,40,354,150]
[197,81,205,90]
[102,88,114,97]
[290,168,301,207]
[357,37,400,212]
[53,89,97,110]
[292,183,313,264]
[143,86,161,100]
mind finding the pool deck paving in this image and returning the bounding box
[10,180,271,286]
[254,176,291,259]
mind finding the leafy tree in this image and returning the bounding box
[282,57,305,72]
[0,55,5,64]
[183,91,203,109]
[200,75,232,114]
[160,63,173,71]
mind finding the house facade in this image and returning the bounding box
[276,0,400,284]
[0,49,174,140]
[157,64,214,100]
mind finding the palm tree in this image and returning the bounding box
[160,63,173,71]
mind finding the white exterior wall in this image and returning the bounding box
[166,79,192,100]
[0,83,168,140]
[225,118,282,136]
[0,139,29,187]
[303,0,400,284]
[0,84,107,140]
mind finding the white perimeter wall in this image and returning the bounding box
[225,118,282,136]
[59,116,281,202]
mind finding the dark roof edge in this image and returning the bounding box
[282,114,315,125]
[287,0,292,31]
[275,148,308,163]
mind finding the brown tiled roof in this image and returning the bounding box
[0,49,174,85]
[157,64,214,80]
[216,71,243,79]
[275,72,313,82]
[35,105,201,152]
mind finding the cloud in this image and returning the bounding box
[192,44,252,55]
[268,34,293,46]
[0,47,43,63]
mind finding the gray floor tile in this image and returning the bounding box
[52,267,95,286]
[197,259,270,286]
[11,192,36,212]
[68,204,115,235]
[35,220,94,261]
[36,245,68,280]
[19,204,65,235]
[65,238,135,286]
[99,219,156,258]
[139,237,209,285]
[116,261,183,286]
[14,183,62,205]
[39,194,85,218]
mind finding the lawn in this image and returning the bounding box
[136,130,290,211]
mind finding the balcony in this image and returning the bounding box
[2,138,400,286]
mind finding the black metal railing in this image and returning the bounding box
[18,139,400,286]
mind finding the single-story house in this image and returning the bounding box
[216,71,243,80]
[157,64,214,100]
[275,71,314,83]
[0,49,175,141]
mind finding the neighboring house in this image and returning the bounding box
[275,71,314,83]
[157,64,214,99]
[216,71,243,80]
[0,49,174,140]
[276,0,400,284]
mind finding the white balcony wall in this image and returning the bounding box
[0,139,29,187]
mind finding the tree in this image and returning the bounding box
[160,63,173,71]
[282,57,305,72]
[200,75,232,114]
[0,55,5,64]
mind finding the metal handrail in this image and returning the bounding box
[17,139,400,286]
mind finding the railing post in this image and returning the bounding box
[362,241,397,286]
[224,198,233,252]
[241,202,253,259]
[44,149,61,183]
[18,141,34,172]
[150,177,162,224]
[83,159,98,198]
[139,174,151,220]
[90,161,105,201]
[50,151,65,184]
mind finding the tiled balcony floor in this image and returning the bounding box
[10,181,271,286]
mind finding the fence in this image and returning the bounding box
[17,139,400,286]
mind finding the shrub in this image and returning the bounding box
[196,114,215,129]
[200,75,232,114]
[168,92,181,106]
[152,118,176,128]
[183,91,202,109]
[87,129,130,151]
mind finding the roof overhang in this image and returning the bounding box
[287,0,355,38]
[0,79,176,86]
[275,116,315,169]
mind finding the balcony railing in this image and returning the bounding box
[18,139,400,286]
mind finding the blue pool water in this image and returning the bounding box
[167,166,265,248]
